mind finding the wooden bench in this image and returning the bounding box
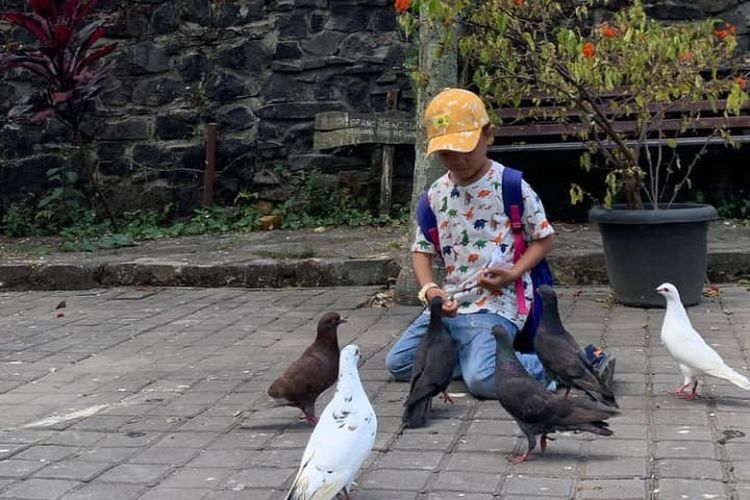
[489,96,750,153]
[313,90,750,207]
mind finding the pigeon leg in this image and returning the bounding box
[563,387,571,399]
[683,381,699,401]
[441,391,455,405]
[668,383,690,396]
[540,434,556,453]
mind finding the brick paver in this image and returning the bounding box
[0,285,749,499]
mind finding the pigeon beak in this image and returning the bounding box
[337,318,347,324]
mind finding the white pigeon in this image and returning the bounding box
[657,282,750,400]
[285,344,377,500]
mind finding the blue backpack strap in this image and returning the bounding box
[416,190,442,257]
[501,166,554,353]
[501,166,524,216]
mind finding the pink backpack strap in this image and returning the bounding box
[509,204,528,315]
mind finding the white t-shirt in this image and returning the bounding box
[412,161,555,328]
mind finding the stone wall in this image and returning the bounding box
[0,0,415,215]
[0,0,748,218]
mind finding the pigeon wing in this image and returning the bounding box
[404,333,457,406]
[269,348,337,405]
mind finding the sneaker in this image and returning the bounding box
[546,379,558,393]
[585,344,616,389]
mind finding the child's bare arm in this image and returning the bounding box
[413,252,459,315]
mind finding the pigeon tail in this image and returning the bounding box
[402,397,432,428]
[708,364,750,391]
[567,420,613,437]
[586,389,619,409]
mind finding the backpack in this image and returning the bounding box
[416,166,554,353]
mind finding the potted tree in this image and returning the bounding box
[398,0,749,306]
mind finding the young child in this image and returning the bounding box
[386,88,557,399]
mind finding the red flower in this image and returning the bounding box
[514,0,524,5]
[395,0,410,14]
[601,25,618,39]
[738,77,748,90]
[714,29,729,40]
[582,41,596,59]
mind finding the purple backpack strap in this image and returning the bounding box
[416,191,442,257]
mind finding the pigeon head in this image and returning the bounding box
[656,283,680,300]
[491,324,514,347]
[339,344,361,375]
[537,284,557,303]
[317,311,345,340]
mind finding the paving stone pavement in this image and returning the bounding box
[0,285,749,499]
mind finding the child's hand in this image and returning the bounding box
[426,287,459,316]
[477,266,520,291]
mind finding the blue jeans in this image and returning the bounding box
[385,311,549,399]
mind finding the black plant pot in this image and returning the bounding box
[589,203,718,307]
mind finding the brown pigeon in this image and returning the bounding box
[265,311,344,425]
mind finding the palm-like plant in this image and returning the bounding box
[1,0,118,226]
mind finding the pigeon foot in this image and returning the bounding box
[668,384,689,397]
[508,451,531,464]
[298,412,318,425]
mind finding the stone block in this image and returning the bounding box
[155,112,199,141]
[100,118,152,141]
[30,265,98,290]
[0,264,32,289]
[275,42,303,60]
[328,4,369,31]
[0,478,80,498]
[177,52,208,82]
[278,12,309,39]
[205,72,260,102]
[302,31,345,56]
[131,76,183,106]
[216,104,256,131]
[151,3,179,34]
[126,41,172,74]
[98,142,130,175]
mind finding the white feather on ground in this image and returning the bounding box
[285,344,377,500]
[657,282,750,399]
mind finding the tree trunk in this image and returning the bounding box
[393,9,457,305]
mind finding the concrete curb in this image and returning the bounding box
[1,251,747,291]
[0,257,403,290]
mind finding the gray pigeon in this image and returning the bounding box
[493,324,618,463]
[533,285,618,408]
[402,296,458,428]
[266,311,344,425]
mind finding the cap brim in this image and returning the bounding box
[426,129,482,157]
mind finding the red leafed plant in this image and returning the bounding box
[0,0,117,140]
[0,0,120,229]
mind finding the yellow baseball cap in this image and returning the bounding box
[425,88,490,157]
